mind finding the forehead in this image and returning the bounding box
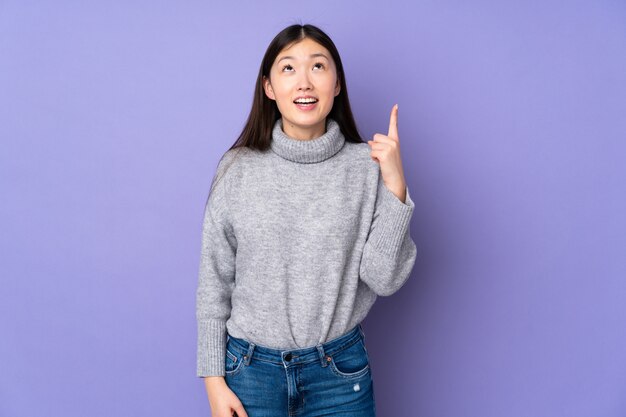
[275,38,332,62]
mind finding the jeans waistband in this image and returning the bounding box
[226,323,365,368]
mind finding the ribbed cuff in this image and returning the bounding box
[371,185,415,257]
[196,319,226,377]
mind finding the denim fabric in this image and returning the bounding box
[224,324,376,416]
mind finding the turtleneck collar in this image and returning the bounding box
[270,117,345,163]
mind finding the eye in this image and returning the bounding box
[313,62,325,70]
[282,64,293,72]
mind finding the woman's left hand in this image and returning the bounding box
[367,104,408,203]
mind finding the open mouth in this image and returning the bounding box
[293,98,318,110]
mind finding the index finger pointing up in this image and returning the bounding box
[388,104,399,140]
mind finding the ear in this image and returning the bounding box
[263,76,276,100]
[334,77,341,97]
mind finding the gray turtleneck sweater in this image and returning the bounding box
[196,117,417,377]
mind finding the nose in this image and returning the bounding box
[297,72,313,91]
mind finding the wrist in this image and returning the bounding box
[204,376,226,386]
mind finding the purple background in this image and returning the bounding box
[1,1,625,416]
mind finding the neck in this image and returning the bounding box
[281,118,326,140]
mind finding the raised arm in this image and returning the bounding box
[359,174,417,296]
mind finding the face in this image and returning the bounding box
[263,37,341,140]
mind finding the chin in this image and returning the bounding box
[289,115,324,126]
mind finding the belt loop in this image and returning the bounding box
[316,344,328,367]
[245,342,255,365]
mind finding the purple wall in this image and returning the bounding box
[1,1,625,416]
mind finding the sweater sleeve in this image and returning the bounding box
[195,159,237,377]
[359,173,417,297]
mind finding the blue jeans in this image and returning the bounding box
[224,323,377,416]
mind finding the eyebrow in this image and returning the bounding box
[277,53,329,63]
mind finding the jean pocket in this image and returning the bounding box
[225,346,245,376]
[328,339,370,379]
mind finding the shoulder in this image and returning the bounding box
[341,141,381,175]
[217,147,250,172]
[208,148,247,203]
[342,140,369,156]
[210,146,266,195]
[214,146,264,180]
[341,141,369,161]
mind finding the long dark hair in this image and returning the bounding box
[207,23,364,202]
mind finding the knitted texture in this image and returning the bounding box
[196,118,417,377]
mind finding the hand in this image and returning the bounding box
[204,376,249,417]
[367,104,408,203]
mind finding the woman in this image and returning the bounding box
[196,23,417,417]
